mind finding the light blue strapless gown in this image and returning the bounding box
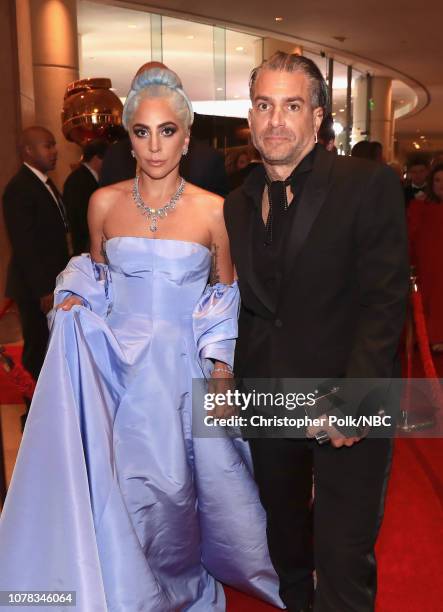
[0,238,283,612]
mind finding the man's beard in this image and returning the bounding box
[253,129,309,166]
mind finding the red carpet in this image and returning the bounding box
[375,438,443,612]
[225,438,443,612]
[1,345,442,610]
[0,345,25,404]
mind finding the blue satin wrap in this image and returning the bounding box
[0,238,283,611]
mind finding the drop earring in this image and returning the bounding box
[314,131,318,144]
[182,147,188,156]
[131,150,136,158]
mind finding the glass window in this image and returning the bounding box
[78,1,151,98]
[226,30,262,101]
[162,16,215,101]
[331,60,349,154]
[351,68,366,148]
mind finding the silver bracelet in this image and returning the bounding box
[212,367,233,376]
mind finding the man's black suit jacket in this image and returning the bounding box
[224,147,409,387]
[3,164,69,300]
[63,164,98,255]
[403,183,425,208]
[100,136,229,196]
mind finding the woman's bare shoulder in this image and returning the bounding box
[185,183,224,214]
[89,180,133,210]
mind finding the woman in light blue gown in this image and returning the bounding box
[0,67,283,611]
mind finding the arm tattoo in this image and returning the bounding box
[100,236,108,263]
[209,244,220,285]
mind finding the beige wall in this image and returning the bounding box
[30,0,80,188]
[0,0,21,300]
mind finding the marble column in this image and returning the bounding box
[30,0,80,187]
[352,75,393,161]
[370,76,393,161]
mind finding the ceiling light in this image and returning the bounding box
[331,112,336,116]
[234,95,240,99]
[128,24,137,29]
[216,87,224,91]
[413,142,421,150]
[420,135,426,139]
[275,17,284,22]
[186,35,195,40]
[235,46,245,52]
[339,108,345,112]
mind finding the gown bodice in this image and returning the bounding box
[105,237,211,318]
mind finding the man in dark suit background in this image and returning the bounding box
[224,53,408,611]
[63,139,108,254]
[3,126,69,382]
[404,154,429,207]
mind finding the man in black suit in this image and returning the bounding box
[63,139,108,254]
[224,53,408,611]
[3,126,69,381]
[404,154,429,207]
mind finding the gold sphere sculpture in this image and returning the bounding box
[62,77,124,145]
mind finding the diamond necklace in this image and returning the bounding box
[132,175,186,232]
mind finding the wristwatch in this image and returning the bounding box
[314,430,330,445]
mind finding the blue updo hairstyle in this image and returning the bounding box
[122,66,194,129]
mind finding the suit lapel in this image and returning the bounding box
[21,164,54,203]
[280,147,335,291]
[81,164,99,189]
[21,165,67,226]
[233,166,277,314]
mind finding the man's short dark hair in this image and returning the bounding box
[249,51,329,111]
[351,140,373,159]
[406,154,430,170]
[82,139,109,162]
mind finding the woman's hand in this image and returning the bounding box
[55,295,84,311]
[208,363,236,418]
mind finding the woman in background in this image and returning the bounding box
[408,163,443,350]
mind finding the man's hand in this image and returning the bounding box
[39,293,54,314]
[55,295,84,311]
[306,414,362,448]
